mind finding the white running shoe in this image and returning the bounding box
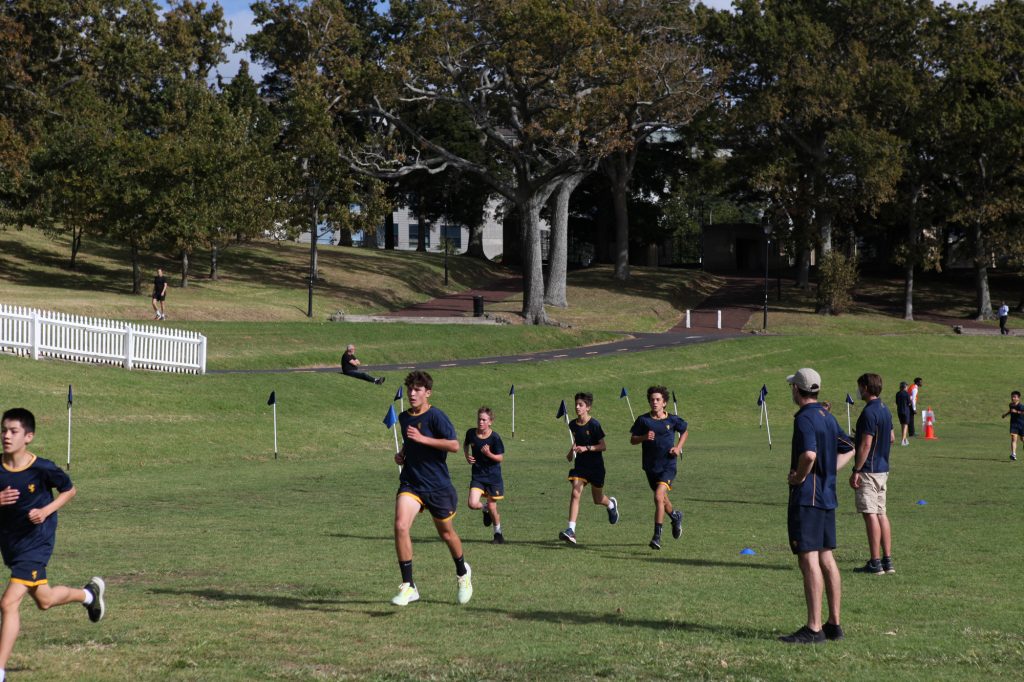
[391,582,419,606]
[456,564,473,604]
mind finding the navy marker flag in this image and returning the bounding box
[556,400,567,419]
[620,387,628,398]
[267,391,276,406]
[757,384,768,406]
[509,384,515,396]
[845,393,855,405]
[393,385,403,402]
[67,385,73,407]
[383,404,398,429]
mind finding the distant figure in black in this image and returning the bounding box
[341,344,385,385]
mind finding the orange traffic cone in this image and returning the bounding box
[924,407,937,440]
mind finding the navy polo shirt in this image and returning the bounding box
[630,413,687,474]
[855,399,893,474]
[790,403,854,509]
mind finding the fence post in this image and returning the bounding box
[685,310,690,329]
[31,311,40,360]
[198,335,207,375]
[124,325,134,370]
[717,310,722,329]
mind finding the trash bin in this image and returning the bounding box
[473,295,484,317]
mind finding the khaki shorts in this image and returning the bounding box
[855,472,888,514]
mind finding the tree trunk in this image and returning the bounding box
[416,197,426,252]
[519,187,556,325]
[602,152,632,281]
[130,238,142,295]
[384,210,395,250]
[69,225,82,270]
[308,203,319,318]
[902,188,921,320]
[210,246,219,280]
[180,250,190,288]
[973,219,993,320]
[545,172,587,307]
[464,220,487,259]
[797,246,810,290]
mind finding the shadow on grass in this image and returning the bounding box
[467,605,768,640]
[148,587,360,611]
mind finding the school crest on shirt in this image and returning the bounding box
[28,484,35,493]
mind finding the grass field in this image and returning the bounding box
[0,329,1022,681]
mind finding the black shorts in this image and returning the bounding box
[568,463,605,489]
[787,504,836,555]
[1,538,54,587]
[398,483,458,521]
[152,292,166,302]
[1011,424,1024,436]
[470,475,505,500]
[645,470,674,492]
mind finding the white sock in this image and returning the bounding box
[494,523,502,534]
[568,521,576,531]
[82,590,93,606]
[608,498,616,509]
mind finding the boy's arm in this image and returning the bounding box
[28,486,76,525]
[670,429,689,456]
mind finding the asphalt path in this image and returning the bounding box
[207,330,745,375]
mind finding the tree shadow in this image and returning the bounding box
[148,587,360,611]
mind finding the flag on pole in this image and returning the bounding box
[758,384,767,428]
[620,387,635,421]
[556,399,575,448]
[66,384,73,470]
[672,390,679,416]
[845,393,855,433]
[757,385,772,449]
[509,384,516,437]
[268,391,278,459]
[384,405,401,472]
[393,384,404,413]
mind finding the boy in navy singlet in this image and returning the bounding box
[629,386,688,550]
[464,407,507,544]
[558,393,618,545]
[0,409,104,682]
[1001,390,1023,461]
[391,372,473,606]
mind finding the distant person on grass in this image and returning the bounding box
[907,378,922,437]
[341,344,385,385]
[151,268,168,320]
[391,371,472,606]
[0,408,105,682]
[780,368,855,644]
[998,302,1010,335]
[849,373,897,576]
[1001,390,1023,461]
[895,381,912,446]
[463,407,507,544]
[559,392,618,545]
[629,386,688,551]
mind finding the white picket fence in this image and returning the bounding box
[0,304,206,374]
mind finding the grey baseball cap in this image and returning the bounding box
[786,368,821,392]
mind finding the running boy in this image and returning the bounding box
[1001,390,1023,461]
[464,407,507,544]
[391,371,472,606]
[630,386,689,550]
[0,408,105,682]
[559,392,618,545]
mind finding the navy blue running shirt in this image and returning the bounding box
[464,429,505,478]
[630,413,687,474]
[399,406,458,492]
[855,399,893,474]
[0,456,73,562]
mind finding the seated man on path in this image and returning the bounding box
[341,344,385,385]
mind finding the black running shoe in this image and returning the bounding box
[823,623,845,641]
[492,533,505,544]
[84,577,105,623]
[854,559,884,575]
[559,528,577,545]
[607,497,619,525]
[779,625,825,644]
[670,510,684,539]
[482,507,492,527]
[881,557,896,574]
[649,535,662,550]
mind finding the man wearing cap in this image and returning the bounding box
[781,368,855,644]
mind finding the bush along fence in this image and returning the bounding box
[0,304,206,374]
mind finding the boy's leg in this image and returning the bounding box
[862,513,882,560]
[394,494,421,563]
[878,513,892,557]
[0,581,29,671]
[1011,434,1018,457]
[432,516,464,560]
[590,485,610,507]
[567,480,584,524]
[487,499,501,529]
[467,488,484,510]
[654,485,672,524]
[797,550,824,631]
[27,583,87,611]
[819,549,842,627]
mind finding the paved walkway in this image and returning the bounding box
[384,277,522,317]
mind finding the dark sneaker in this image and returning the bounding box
[374,377,386,385]
[779,625,826,644]
[559,528,577,545]
[1011,453,1017,461]
[670,510,684,539]
[482,507,492,527]
[607,497,619,525]
[649,535,662,550]
[881,557,896,574]
[854,559,884,575]
[492,533,505,544]
[84,577,105,623]
[823,622,845,641]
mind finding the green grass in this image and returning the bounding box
[1,331,1022,681]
